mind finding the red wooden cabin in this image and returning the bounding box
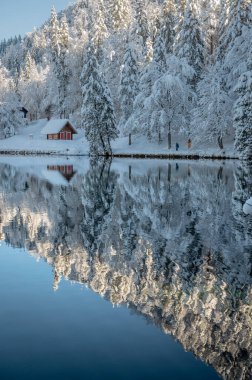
[42,119,77,140]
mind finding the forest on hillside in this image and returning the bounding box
[0,0,251,157]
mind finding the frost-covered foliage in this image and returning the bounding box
[119,41,138,129]
[0,100,24,139]
[81,43,118,156]
[234,50,252,159]
[0,0,251,156]
[192,64,233,149]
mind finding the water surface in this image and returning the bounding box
[0,157,251,380]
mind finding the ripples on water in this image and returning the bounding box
[0,158,251,380]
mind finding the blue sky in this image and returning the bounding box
[0,0,72,41]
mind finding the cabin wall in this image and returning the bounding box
[47,134,59,140]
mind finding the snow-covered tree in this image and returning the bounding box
[234,51,252,159]
[110,0,131,31]
[91,0,108,54]
[145,70,192,146]
[161,0,176,56]
[58,13,70,118]
[20,51,37,82]
[192,65,233,149]
[175,0,205,85]
[119,42,138,130]
[81,42,118,156]
[0,97,25,139]
[48,8,70,118]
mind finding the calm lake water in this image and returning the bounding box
[0,157,251,380]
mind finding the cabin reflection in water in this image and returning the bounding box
[47,165,76,182]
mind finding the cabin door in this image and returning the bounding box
[60,132,65,140]
[66,132,72,140]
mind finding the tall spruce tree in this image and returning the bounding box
[234,47,252,159]
[119,41,138,129]
[175,0,205,85]
[110,0,131,31]
[81,42,118,156]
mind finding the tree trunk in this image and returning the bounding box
[168,125,171,149]
[129,165,132,180]
[168,163,171,182]
[129,133,131,146]
[218,135,224,149]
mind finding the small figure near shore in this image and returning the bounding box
[176,142,179,151]
[187,138,192,149]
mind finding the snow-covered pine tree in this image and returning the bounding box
[133,0,150,55]
[119,41,138,133]
[58,13,70,118]
[48,8,70,118]
[0,96,25,139]
[234,48,252,160]
[81,42,118,156]
[175,0,205,86]
[192,64,232,149]
[110,0,131,31]
[161,0,176,56]
[197,0,219,58]
[20,51,37,82]
[91,0,108,64]
[152,32,167,72]
[49,7,60,60]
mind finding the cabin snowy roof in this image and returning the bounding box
[41,119,77,134]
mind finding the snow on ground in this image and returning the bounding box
[0,119,89,155]
[112,133,237,158]
[0,119,238,158]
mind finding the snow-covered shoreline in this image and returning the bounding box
[0,150,238,160]
[0,119,239,160]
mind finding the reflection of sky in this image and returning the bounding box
[0,0,71,40]
[0,243,219,380]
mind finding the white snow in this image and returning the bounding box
[0,119,238,158]
[0,119,89,155]
[243,198,252,215]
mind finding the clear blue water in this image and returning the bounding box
[0,158,251,379]
[0,245,219,380]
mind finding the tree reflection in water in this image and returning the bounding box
[0,159,251,380]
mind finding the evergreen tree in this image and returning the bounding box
[119,42,138,129]
[81,42,118,156]
[91,0,108,63]
[175,0,205,85]
[161,0,176,56]
[152,32,167,72]
[135,0,149,42]
[58,13,70,118]
[0,96,25,139]
[49,6,60,60]
[110,0,131,31]
[192,64,232,149]
[234,49,252,159]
